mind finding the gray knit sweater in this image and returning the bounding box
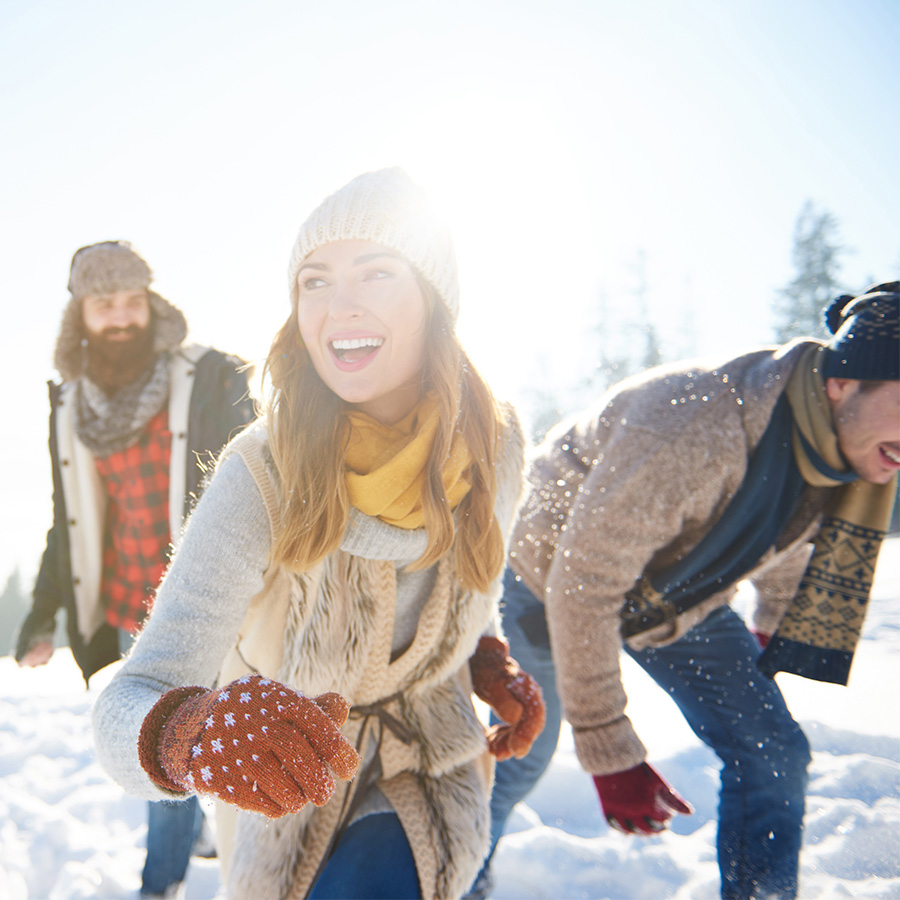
[92,451,447,800]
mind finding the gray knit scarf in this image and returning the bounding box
[75,352,171,458]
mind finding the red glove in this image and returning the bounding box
[593,763,693,835]
[138,674,360,818]
[469,635,546,761]
[752,630,771,649]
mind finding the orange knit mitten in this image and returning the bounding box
[138,674,360,818]
[469,635,546,761]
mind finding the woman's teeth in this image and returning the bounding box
[330,337,384,361]
[331,338,384,351]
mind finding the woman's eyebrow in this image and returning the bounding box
[353,251,403,265]
[298,251,405,276]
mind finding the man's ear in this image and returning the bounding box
[825,378,860,416]
[825,377,856,407]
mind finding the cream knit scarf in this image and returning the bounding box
[758,345,897,684]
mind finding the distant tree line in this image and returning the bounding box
[520,200,898,531]
[0,569,29,657]
[524,199,896,441]
[522,249,670,442]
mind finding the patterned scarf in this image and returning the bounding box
[343,393,472,529]
[75,352,171,458]
[758,345,897,684]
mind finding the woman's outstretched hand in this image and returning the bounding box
[139,674,360,818]
[470,635,546,760]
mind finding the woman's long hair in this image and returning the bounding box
[261,278,508,593]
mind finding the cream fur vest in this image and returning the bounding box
[214,411,525,900]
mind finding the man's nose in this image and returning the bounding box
[109,305,138,328]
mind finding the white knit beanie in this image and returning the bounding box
[287,167,460,322]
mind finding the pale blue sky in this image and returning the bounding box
[1,0,897,582]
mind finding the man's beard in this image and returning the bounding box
[84,322,156,392]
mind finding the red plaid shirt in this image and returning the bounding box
[95,410,172,633]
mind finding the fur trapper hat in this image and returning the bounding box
[823,281,899,381]
[67,241,152,299]
[286,168,460,322]
[54,241,188,382]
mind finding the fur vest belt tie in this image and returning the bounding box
[349,693,414,745]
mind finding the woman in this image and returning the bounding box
[93,167,544,900]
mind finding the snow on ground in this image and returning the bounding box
[1,539,898,900]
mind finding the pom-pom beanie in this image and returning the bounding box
[287,167,459,322]
[823,281,899,381]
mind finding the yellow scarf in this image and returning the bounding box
[759,345,897,684]
[344,393,472,529]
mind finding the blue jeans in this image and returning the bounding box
[119,629,204,896]
[141,796,204,896]
[309,813,420,899]
[629,606,810,899]
[486,575,811,900]
[485,570,562,857]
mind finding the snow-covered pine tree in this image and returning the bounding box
[773,200,846,341]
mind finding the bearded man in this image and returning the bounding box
[15,240,254,899]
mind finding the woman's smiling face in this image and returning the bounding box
[295,240,429,425]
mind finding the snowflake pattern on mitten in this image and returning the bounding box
[139,674,360,818]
